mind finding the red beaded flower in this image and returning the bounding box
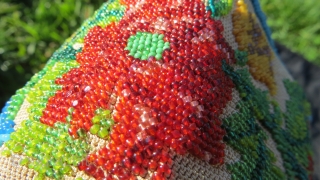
[41,0,236,179]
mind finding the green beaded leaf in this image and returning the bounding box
[283,80,310,140]
[235,50,248,66]
[5,121,89,179]
[126,32,170,60]
[50,45,82,62]
[222,60,312,180]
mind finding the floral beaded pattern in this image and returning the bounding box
[41,1,235,179]
[0,0,313,180]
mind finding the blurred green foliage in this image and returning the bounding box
[0,0,104,108]
[261,0,320,65]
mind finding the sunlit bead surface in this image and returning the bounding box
[0,0,313,180]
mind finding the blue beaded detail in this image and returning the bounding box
[0,100,15,146]
[250,0,277,52]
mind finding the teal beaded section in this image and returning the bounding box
[5,120,89,179]
[50,45,82,62]
[89,108,114,139]
[208,0,234,17]
[235,50,248,66]
[222,63,284,179]
[26,61,79,122]
[222,60,312,180]
[125,32,170,60]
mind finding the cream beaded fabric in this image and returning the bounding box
[0,0,313,179]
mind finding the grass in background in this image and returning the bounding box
[260,0,320,65]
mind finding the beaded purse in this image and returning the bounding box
[0,0,313,179]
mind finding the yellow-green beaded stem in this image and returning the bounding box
[90,108,114,139]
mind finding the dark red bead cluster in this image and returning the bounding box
[41,0,235,179]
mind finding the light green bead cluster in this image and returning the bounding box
[5,90,30,121]
[3,60,84,180]
[2,64,49,121]
[90,108,114,139]
[4,120,89,179]
[27,61,79,122]
[66,108,87,138]
[126,32,170,60]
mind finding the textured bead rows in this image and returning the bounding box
[0,0,313,180]
[223,53,312,179]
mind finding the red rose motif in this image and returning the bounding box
[41,0,235,179]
